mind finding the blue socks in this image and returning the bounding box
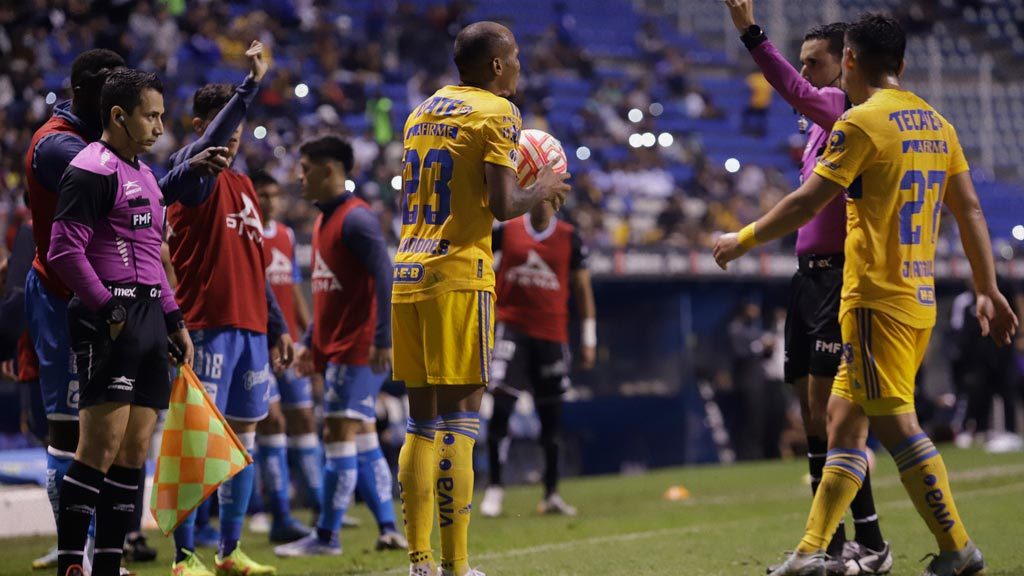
[173,510,196,562]
[356,432,397,533]
[256,433,290,524]
[316,441,357,543]
[218,432,256,558]
[289,433,324,508]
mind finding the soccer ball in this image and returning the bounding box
[516,128,568,188]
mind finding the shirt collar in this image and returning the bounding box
[54,100,99,141]
[315,192,352,217]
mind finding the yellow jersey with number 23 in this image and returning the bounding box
[393,85,522,303]
[813,89,969,329]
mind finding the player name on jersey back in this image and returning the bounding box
[393,85,522,303]
[812,89,969,329]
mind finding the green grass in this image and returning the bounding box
[5,447,1024,575]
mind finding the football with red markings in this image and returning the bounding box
[516,128,568,188]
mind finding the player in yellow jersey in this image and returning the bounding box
[392,21,570,576]
[713,14,1017,576]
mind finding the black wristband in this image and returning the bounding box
[165,309,186,334]
[741,25,767,50]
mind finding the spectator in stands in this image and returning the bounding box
[742,69,772,137]
[655,194,687,247]
[659,48,692,99]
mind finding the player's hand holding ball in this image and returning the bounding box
[517,129,571,211]
[536,163,570,210]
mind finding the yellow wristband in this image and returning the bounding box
[738,223,759,250]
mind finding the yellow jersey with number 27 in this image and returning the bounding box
[813,89,969,329]
[393,85,522,303]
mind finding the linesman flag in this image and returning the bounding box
[150,364,252,535]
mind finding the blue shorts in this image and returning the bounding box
[268,368,313,409]
[323,363,386,422]
[191,328,272,421]
[25,270,78,420]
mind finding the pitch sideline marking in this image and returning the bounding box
[357,477,1024,575]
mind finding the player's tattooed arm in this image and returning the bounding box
[485,162,570,221]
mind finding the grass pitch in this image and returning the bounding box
[4,447,1023,575]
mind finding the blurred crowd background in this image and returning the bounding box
[5,0,1021,258]
[0,0,1022,468]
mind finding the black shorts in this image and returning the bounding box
[491,323,570,399]
[784,254,844,383]
[68,285,171,410]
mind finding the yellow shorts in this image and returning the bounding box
[832,308,932,416]
[392,290,494,387]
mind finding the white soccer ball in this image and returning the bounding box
[516,128,568,188]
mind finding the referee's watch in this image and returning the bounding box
[103,299,127,325]
[741,24,767,50]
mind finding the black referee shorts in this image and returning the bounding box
[68,284,171,410]
[784,254,844,384]
[490,323,571,399]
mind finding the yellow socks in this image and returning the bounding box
[436,412,480,575]
[797,449,867,553]
[894,433,970,551]
[399,417,439,567]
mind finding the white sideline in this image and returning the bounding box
[361,473,1024,576]
[0,460,1019,547]
[0,476,156,538]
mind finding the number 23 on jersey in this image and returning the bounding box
[402,148,454,226]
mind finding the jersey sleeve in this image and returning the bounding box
[158,156,207,206]
[749,39,847,131]
[49,167,119,310]
[33,132,87,195]
[946,126,970,176]
[342,206,393,348]
[480,105,521,170]
[53,167,117,226]
[265,280,287,344]
[570,227,589,270]
[812,119,876,189]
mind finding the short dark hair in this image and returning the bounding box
[192,83,234,121]
[100,69,163,129]
[453,21,513,79]
[250,170,278,189]
[805,22,847,60]
[299,135,354,174]
[845,13,905,78]
[70,49,125,97]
